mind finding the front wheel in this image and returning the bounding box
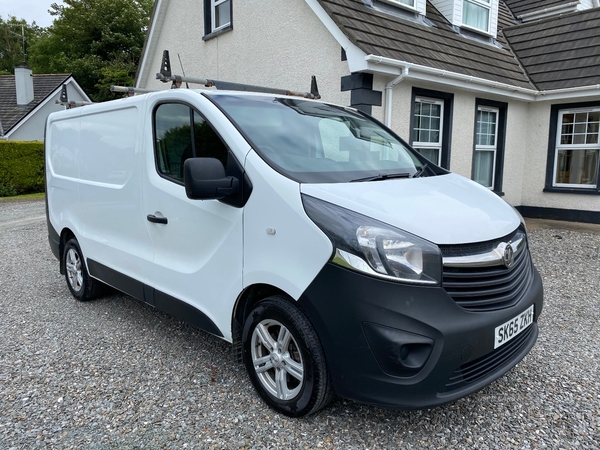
[242,296,334,417]
[63,238,102,301]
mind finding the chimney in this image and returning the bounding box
[15,63,34,106]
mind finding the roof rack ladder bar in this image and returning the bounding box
[156,50,321,99]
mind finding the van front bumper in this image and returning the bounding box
[297,261,543,409]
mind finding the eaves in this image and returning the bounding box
[305,0,600,103]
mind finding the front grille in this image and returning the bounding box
[441,245,533,312]
[443,324,534,391]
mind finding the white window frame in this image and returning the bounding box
[211,0,231,33]
[552,107,600,189]
[412,97,444,166]
[382,0,416,10]
[473,106,499,189]
[462,0,491,33]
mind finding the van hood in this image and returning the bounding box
[300,173,520,245]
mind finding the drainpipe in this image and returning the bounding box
[384,66,409,128]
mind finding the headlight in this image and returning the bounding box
[302,195,442,285]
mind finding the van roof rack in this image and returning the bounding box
[110,86,155,96]
[155,50,320,100]
[55,84,93,109]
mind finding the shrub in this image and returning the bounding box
[0,181,18,197]
[0,141,45,196]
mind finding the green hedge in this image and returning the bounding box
[0,141,45,196]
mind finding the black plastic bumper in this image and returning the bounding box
[297,261,543,409]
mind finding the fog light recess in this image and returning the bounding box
[362,322,434,377]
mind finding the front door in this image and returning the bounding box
[142,97,244,340]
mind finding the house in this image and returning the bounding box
[135,0,600,224]
[0,65,90,141]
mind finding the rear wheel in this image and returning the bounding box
[242,295,334,417]
[63,238,102,301]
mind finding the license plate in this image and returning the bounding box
[494,305,534,349]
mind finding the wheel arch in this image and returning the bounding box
[231,284,291,362]
[58,228,76,275]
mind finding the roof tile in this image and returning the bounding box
[503,8,600,90]
[0,74,71,135]
[317,0,533,89]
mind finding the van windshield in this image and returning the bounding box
[207,93,437,183]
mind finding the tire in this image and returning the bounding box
[242,295,334,417]
[63,238,102,301]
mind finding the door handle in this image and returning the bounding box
[147,214,168,224]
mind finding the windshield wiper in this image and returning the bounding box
[350,172,411,182]
[412,163,429,178]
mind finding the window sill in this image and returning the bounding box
[543,187,600,195]
[460,24,492,37]
[203,24,233,41]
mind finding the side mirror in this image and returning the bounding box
[184,158,240,200]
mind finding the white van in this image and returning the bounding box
[46,87,543,417]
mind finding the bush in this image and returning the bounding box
[0,141,45,196]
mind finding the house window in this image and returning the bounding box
[552,108,599,189]
[412,97,443,166]
[410,89,453,169]
[463,0,490,32]
[473,107,499,188]
[471,99,507,194]
[212,0,231,30]
[204,0,232,38]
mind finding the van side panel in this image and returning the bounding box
[47,111,82,234]
[47,104,155,289]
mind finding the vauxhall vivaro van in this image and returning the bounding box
[46,86,543,416]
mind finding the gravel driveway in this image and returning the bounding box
[1,199,599,449]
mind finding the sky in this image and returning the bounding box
[0,0,64,27]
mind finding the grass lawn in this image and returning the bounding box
[0,192,45,202]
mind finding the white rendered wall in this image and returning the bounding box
[382,79,533,205]
[8,81,87,142]
[140,0,350,107]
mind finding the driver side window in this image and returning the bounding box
[154,103,228,183]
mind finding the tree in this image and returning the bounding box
[0,17,42,73]
[28,0,154,101]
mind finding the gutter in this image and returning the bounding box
[365,55,600,102]
[366,55,537,99]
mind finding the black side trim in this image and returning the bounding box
[517,206,600,225]
[47,219,60,261]
[154,290,223,337]
[88,259,146,300]
[87,259,223,337]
